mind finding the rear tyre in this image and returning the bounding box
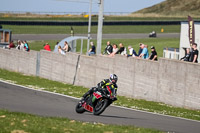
[75,102,85,114]
[93,99,108,115]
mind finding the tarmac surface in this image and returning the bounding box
[0,81,200,133]
[12,33,180,41]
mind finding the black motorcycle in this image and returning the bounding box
[75,86,117,115]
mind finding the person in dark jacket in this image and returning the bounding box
[103,41,113,55]
[149,46,158,61]
[82,74,118,101]
[180,48,190,62]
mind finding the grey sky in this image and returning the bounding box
[1,0,165,13]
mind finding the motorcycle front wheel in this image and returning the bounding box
[93,98,108,115]
[75,102,85,114]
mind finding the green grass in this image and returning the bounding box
[28,38,180,57]
[0,110,161,133]
[2,25,180,34]
[0,68,200,121]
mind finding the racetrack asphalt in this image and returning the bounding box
[12,33,180,41]
[0,80,199,133]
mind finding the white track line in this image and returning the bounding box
[0,79,200,123]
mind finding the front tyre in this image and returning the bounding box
[75,102,85,114]
[93,98,108,115]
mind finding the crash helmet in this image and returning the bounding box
[110,74,118,84]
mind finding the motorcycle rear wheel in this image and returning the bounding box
[93,98,108,115]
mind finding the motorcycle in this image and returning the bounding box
[75,86,117,115]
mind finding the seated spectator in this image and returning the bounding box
[112,44,118,54]
[103,41,113,55]
[58,46,66,55]
[116,43,126,55]
[109,43,126,57]
[88,42,96,56]
[8,40,15,49]
[44,43,51,51]
[63,41,71,52]
[139,43,149,59]
[16,40,21,50]
[126,45,137,57]
[54,42,59,51]
[23,41,30,52]
[138,44,143,57]
[20,40,25,50]
[189,43,198,63]
[148,46,158,61]
[180,48,190,62]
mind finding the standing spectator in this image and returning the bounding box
[103,41,113,55]
[24,41,30,52]
[180,48,190,62]
[58,46,66,55]
[149,46,158,61]
[8,40,15,49]
[112,44,118,54]
[63,41,71,53]
[139,43,149,59]
[189,43,199,63]
[88,42,96,56]
[126,45,137,57]
[44,43,51,51]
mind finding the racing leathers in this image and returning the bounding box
[82,79,118,100]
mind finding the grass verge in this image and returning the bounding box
[2,25,180,34]
[0,68,200,121]
[0,110,161,133]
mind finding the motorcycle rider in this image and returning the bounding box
[82,74,118,101]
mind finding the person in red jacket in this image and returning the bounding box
[44,43,51,51]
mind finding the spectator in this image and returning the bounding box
[20,41,25,50]
[126,45,137,57]
[103,41,113,55]
[139,43,149,59]
[24,41,30,52]
[58,46,66,55]
[116,43,126,55]
[189,43,199,63]
[110,43,126,57]
[112,44,118,54]
[16,40,21,50]
[63,41,71,52]
[88,42,96,56]
[180,48,190,62]
[138,44,143,57]
[54,42,59,51]
[44,43,51,51]
[149,46,158,61]
[8,40,15,49]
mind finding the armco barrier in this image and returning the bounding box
[0,48,200,110]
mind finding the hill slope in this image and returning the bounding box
[133,0,200,17]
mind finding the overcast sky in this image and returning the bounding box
[1,0,165,13]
